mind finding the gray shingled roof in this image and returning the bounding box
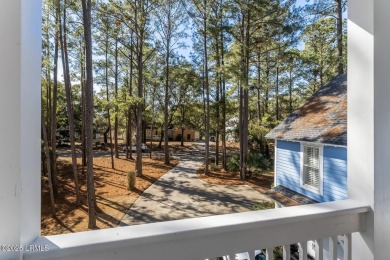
[266,74,347,146]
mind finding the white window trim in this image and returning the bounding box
[274,139,278,187]
[300,143,324,195]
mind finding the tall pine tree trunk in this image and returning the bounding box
[50,0,60,198]
[203,0,210,174]
[45,16,52,156]
[215,39,220,166]
[239,79,244,179]
[220,9,227,170]
[150,103,155,159]
[159,128,164,148]
[275,36,281,121]
[256,52,262,121]
[135,23,144,176]
[128,31,134,160]
[289,67,293,113]
[164,39,170,165]
[42,114,55,217]
[114,38,119,159]
[336,0,344,75]
[264,54,270,114]
[275,66,279,121]
[239,5,250,180]
[81,40,87,173]
[60,0,81,205]
[181,126,184,146]
[81,0,97,229]
[105,32,115,168]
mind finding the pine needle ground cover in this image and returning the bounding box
[197,166,274,194]
[41,156,178,235]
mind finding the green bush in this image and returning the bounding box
[226,153,271,174]
[210,163,220,171]
[127,171,137,190]
[247,152,271,174]
[252,201,275,210]
[226,155,240,172]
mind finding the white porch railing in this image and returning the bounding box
[23,199,368,260]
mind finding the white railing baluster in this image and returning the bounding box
[299,242,308,260]
[283,245,290,260]
[265,248,273,260]
[344,234,352,260]
[249,250,256,260]
[315,239,323,260]
[329,236,337,260]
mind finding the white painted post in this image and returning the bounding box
[298,242,307,260]
[348,0,374,259]
[344,234,351,260]
[282,245,290,260]
[249,250,256,260]
[350,0,390,259]
[265,248,273,260]
[373,1,390,259]
[227,254,235,260]
[314,239,323,260]
[0,0,42,259]
[328,236,337,260]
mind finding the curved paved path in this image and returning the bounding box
[119,152,271,226]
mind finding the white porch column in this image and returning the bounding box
[348,0,374,259]
[0,0,42,259]
[373,1,390,259]
[349,0,390,259]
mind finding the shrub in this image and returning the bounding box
[247,152,271,174]
[226,155,240,172]
[252,201,275,210]
[127,171,137,190]
[226,153,271,174]
[210,163,220,171]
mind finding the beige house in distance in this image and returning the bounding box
[146,127,199,141]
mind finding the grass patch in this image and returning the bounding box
[252,201,275,210]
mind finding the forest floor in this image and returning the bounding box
[41,141,263,235]
[197,167,274,194]
[41,154,178,236]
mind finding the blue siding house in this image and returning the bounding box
[266,74,347,204]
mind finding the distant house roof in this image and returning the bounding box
[266,74,347,146]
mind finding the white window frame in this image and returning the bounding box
[300,143,324,195]
[274,139,278,187]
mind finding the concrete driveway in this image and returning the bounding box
[119,152,271,226]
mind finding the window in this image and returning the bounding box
[301,144,323,194]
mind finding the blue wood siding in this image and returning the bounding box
[276,140,347,202]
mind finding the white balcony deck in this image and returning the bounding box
[24,199,368,260]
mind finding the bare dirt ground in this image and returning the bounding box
[41,155,178,236]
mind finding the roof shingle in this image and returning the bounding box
[266,74,347,146]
